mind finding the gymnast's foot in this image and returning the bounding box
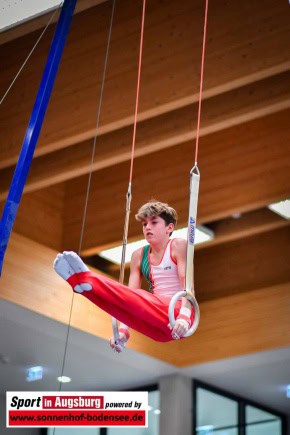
[63,251,89,274]
[53,252,92,293]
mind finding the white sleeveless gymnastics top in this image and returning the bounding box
[141,239,182,298]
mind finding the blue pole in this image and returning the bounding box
[0,0,77,275]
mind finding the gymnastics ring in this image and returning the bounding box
[168,290,200,337]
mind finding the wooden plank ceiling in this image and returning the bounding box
[0,0,289,365]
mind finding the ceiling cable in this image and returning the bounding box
[0,3,62,107]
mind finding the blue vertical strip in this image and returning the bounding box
[0,0,77,275]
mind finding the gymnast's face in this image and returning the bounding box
[142,216,174,244]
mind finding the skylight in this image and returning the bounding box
[268,199,290,220]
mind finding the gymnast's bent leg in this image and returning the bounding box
[54,251,177,342]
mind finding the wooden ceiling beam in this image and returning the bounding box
[61,110,290,252]
[198,208,289,250]
[196,225,290,302]
[0,184,66,251]
[1,71,289,199]
[2,177,287,265]
[0,0,289,168]
[2,169,287,258]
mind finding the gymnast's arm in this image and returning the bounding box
[119,249,142,332]
[109,249,141,352]
[128,249,142,289]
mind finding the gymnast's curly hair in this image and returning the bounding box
[135,200,178,228]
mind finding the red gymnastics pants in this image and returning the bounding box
[67,271,194,342]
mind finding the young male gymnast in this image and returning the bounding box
[54,201,195,352]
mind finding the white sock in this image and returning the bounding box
[62,251,92,292]
[54,254,74,280]
[63,251,89,273]
[53,254,83,293]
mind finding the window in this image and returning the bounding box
[194,381,286,435]
[195,386,238,434]
[245,405,282,435]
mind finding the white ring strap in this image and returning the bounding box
[185,166,200,292]
[168,165,201,337]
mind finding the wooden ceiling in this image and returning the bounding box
[0,0,289,366]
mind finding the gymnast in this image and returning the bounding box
[54,201,195,352]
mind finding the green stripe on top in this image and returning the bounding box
[141,245,153,292]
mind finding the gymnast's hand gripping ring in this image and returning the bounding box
[168,290,200,337]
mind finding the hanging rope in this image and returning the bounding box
[55,0,116,405]
[0,3,62,107]
[113,0,147,343]
[194,0,209,166]
[118,0,146,283]
[128,0,146,185]
[168,0,209,336]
